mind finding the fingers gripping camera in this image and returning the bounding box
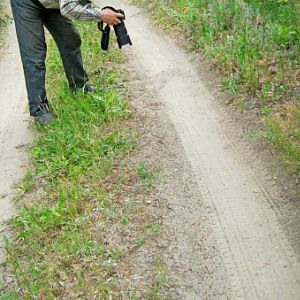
[98,6,132,50]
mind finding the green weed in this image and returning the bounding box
[137,163,162,189]
[17,171,35,194]
[0,3,10,48]
[146,258,169,300]
[132,220,161,248]
[133,235,148,247]
[265,116,300,173]
[144,221,161,236]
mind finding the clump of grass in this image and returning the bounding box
[132,0,300,175]
[146,258,169,300]
[137,163,162,190]
[0,3,5,25]
[264,99,300,173]
[0,2,9,45]
[0,21,163,298]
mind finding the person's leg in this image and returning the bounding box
[43,10,89,90]
[10,0,49,116]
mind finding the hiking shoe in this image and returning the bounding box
[83,84,97,94]
[71,84,97,94]
[34,111,57,125]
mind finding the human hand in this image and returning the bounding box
[101,8,124,26]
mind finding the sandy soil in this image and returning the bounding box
[0,13,31,264]
[99,0,300,298]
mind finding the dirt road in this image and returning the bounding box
[99,1,300,298]
[1,0,299,298]
[0,16,31,263]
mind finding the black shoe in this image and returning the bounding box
[83,84,97,94]
[71,83,97,94]
[34,111,57,125]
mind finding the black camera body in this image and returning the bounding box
[99,6,132,50]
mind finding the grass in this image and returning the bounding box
[0,3,6,26]
[146,259,169,300]
[0,2,9,47]
[137,163,162,190]
[132,0,300,175]
[0,21,168,299]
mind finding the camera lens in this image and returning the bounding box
[114,20,132,49]
[114,23,127,39]
[100,7,132,50]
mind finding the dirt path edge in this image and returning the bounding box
[0,7,31,265]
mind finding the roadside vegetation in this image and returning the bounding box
[132,0,300,175]
[0,2,9,46]
[0,3,5,27]
[0,21,168,299]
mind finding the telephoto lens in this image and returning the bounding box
[113,9,132,49]
[99,6,132,50]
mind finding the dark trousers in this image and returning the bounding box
[10,0,88,116]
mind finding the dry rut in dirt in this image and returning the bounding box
[0,14,31,264]
[101,0,300,299]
